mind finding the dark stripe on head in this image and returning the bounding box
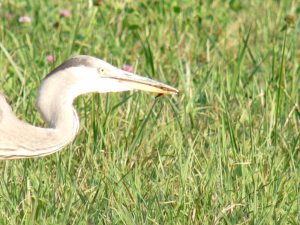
[45,56,96,79]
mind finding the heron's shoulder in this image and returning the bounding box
[0,92,8,106]
[0,92,13,122]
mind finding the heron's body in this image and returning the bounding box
[0,55,178,160]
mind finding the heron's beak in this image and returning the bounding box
[110,69,179,95]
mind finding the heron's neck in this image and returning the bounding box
[34,88,80,152]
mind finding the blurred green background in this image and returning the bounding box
[0,0,299,224]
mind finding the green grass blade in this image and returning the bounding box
[230,25,252,96]
[0,42,25,84]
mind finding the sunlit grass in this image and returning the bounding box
[0,0,299,224]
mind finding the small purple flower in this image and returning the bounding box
[19,16,31,23]
[123,65,133,73]
[6,12,13,18]
[46,55,56,64]
[60,10,71,17]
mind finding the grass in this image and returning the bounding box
[0,0,300,224]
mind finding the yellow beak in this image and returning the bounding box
[110,69,179,95]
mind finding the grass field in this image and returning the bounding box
[0,0,300,224]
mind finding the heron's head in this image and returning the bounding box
[40,55,178,104]
[37,55,178,127]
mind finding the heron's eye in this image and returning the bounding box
[98,67,106,74]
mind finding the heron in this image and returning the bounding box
[0,55,178,160]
